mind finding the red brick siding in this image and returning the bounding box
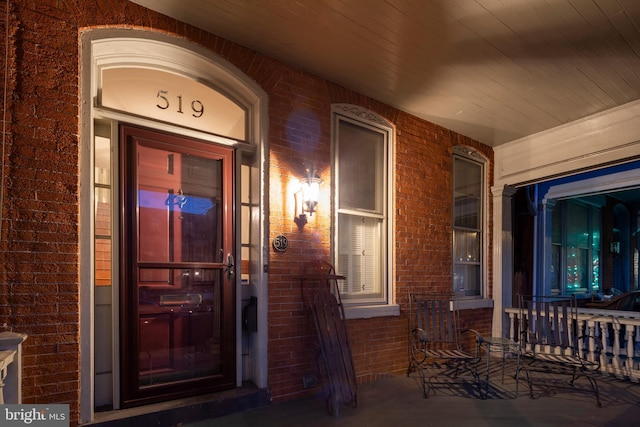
[2,1,82,422]
[0,1,495,424]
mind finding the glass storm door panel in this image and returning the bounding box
[121,125,235,407]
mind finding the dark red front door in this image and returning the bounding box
[120,125,235,407]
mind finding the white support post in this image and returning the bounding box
[491,185,517,338]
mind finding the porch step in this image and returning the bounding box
[85,383,270,427]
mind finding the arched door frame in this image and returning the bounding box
[79,28,269,423]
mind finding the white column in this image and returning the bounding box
[491,185,517,338]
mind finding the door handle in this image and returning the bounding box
[227,253,235,279]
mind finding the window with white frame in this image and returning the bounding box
[550,199,601,296]
[332,104,393,307]
[453,147,486,297]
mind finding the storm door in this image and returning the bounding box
[120,125,235,407]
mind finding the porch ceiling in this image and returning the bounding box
[130,0,640,148]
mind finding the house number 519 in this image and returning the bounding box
[156,90,205,118]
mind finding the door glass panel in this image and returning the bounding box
[95,134,111,185]
[138,268,222,386]
[132,137,230,394]
[137,146,223,264]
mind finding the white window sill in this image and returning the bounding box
[343,304,400,319]
[454,298,494,310]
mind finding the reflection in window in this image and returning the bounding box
[94,129,112,287]
[551,200,601,296]
[453,148,485,297]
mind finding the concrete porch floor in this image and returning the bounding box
[185,360,640,427]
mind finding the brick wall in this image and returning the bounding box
[1,0,82,420]
[0,0,494,424]
[264,74,494,399]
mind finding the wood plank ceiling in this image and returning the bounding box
[130,0,640,147]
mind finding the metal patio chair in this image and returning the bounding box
[407,292,483,398]
[518,295,603,407]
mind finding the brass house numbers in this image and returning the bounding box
[156,90,205,118]
[100,67,246,141]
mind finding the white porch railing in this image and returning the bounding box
[0,331,27,404]
[505,306,640,382]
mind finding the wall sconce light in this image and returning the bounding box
[295,169,323,227]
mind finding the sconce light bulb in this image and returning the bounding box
[295,169,323,226]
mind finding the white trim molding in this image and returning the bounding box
[543,168,640,202]
[494,99,640,187]
[491,185,517,338]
